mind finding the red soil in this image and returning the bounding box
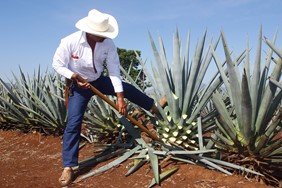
[0,130,272,188]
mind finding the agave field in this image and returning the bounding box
[0,27,281,187]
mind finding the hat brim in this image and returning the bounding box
[75,14,118,39]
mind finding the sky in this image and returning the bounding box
[0,0,281,82]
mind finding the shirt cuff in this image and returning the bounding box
[114,84,123,93]
[109,76,123,93]
[64,70,74,80]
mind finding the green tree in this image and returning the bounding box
[117,48,149,90]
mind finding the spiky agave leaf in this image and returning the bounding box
[148,147,160,185]
[202,156,264,176]
[148,167,179,188]
[125,149,147,176]
[77,145,142,181]
[241,69,253,145]
[221,31,243,131]
[75,148,128,171]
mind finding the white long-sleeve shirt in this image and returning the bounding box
[52,31,123,92]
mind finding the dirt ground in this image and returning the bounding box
[0,130,273,188]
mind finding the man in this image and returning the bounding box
[52,9,160,187]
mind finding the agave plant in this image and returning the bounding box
[0,67,67,133]
[82,95,126,144]
[0,66,127,137]
[210,27,282,186]
[135,28,235,150]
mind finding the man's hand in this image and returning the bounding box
[76,81,91,89]
[71,73,90,89]
[116,92,127,115]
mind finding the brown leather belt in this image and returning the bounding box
[64,78,73,108]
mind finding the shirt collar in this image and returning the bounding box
[78,31,88,45]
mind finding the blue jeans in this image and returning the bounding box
[62,76,154,167]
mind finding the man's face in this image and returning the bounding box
[86,33,106,42]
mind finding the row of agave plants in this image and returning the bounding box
[0,26,281,187]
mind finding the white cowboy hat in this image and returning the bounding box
[75,9,118,39]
